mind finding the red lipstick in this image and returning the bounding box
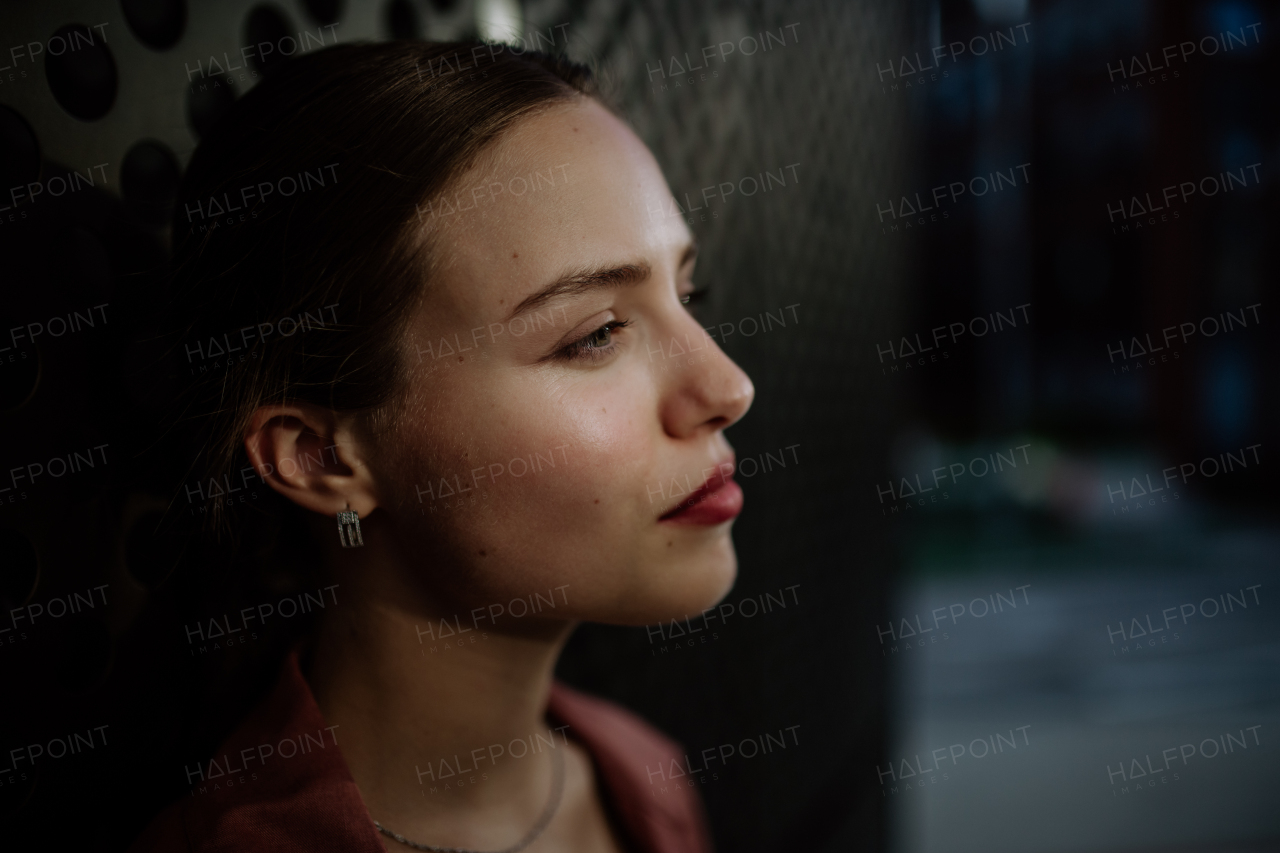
[658,463,743,525]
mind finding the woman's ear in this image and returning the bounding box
[243,402,379,519]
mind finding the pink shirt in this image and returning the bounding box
[128,646,713,853]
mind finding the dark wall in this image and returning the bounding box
[0,1,905,851]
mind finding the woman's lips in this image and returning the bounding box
[658,470,744,525]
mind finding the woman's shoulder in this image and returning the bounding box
[548,680,687,761]
[127,656,714,853]
[548,681,714,853]
[127,649,383,853]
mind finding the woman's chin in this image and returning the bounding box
[613,545,740,627]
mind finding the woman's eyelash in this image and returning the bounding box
[557,319,632,362]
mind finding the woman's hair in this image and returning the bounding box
[158,40,597,552]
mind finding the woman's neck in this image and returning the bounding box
[304,551,580,847]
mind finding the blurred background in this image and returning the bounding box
[0,0,1276,851]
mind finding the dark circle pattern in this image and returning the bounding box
[186,75,238,139]
[0,748,36,817]
[49,227,114,301]
[302,0,343,26]
[53,615,114,694]
[0,528,40,608]
[44,23,118,120]
[121,140,181,226]
[0,340,41,411]
[124,509,185,589]
[243,5,296,75]
[0,106,41,196]
[122,0,188,50]
[386,0,421,39]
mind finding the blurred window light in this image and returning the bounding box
[475,0,523,44]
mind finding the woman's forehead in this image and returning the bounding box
[424,99,689,314]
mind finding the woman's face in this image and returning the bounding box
[372,97,754,627]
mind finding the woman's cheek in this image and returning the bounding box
[391,353,652,525]
[569,394,656,502]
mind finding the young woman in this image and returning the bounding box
[133,39,753,853]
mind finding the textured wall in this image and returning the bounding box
[0,1,907,851]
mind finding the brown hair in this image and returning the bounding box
[159,40,596,552]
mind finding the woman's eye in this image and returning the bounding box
[680,288,709,307]
[584,325,613,347]
[558,319,631,362]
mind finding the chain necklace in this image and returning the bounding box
[374,745,566,853]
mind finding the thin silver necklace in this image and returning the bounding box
[374,745,566,853]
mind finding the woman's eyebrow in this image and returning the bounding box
[505,261,651,323]
[504,242,699,324]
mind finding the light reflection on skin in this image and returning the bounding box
[242,97,754,851]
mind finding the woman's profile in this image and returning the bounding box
[133,38,753,853]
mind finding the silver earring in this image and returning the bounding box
[337,506,364,548]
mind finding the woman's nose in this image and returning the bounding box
[657,315,755,439]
